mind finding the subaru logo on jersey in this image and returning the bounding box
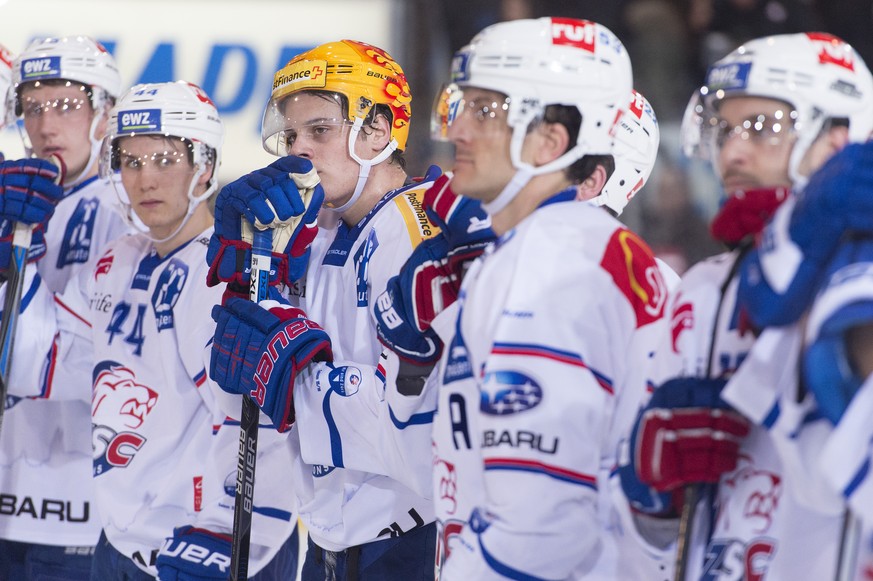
[152,259,189,331]
[21,56,61,80]
[479,370,543,415]
[118,108,162,134]
[706,62,752,91]
[57,197,99,268]
[328,366,362,397]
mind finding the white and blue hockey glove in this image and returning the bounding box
[619,377,750,514]
[211,297,332,432]
[155,526,232,581]
[206,156,323,298]
[738,141,873,328]
[802,237,873,425]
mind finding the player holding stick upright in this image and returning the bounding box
[207,40,441,580]
[0,36,130,580]
[0,81,300,579]
[618,32,873,580]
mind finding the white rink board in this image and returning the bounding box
[0,0,400,183]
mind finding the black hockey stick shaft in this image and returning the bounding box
[230,226,272,581]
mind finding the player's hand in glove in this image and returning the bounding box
[374,175,493,364]
[738,141,873,328]
[424,173,494,281]
[619,377,750,509]
[0,220,48,268]
[206,156,323,299]
[211,297,332,432]
[0,158,64,227]
[156,526,231,580]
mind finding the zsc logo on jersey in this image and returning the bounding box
[118,108,162,134]
[706,62,752,91]
[21,56,61,80]
[550,17,596,53]
[91,361,158,475]
[600,228,667,328]
[152,258,189,331]
[480,370,543,415]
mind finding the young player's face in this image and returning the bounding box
[279,92,360,208]
[445,87,516,202]
[714,96,796,192]
[116,135,202,239]
[20,82,102,183]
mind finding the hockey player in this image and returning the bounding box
[0,36,130,580]
[206,41,440,579]
[1,81,300,579]
[618,32,873,580]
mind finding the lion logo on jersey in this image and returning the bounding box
[91,361,158,476]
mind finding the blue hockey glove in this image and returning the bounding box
[424,174,494,280]
[622,377,750,496]
[0,219,47,268]
[801,237,873,424]
[0,158,64,227]
[211,297,332,432]
[206,156,323,293]
[156,526,231,581]
[738,142,873,328]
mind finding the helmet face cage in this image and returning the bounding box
[262,39,412,156]
[441,18,633,171]
[100,81,224,232]
[682,32,873,187]
[596,90,659,215]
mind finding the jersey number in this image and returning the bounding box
[106,302,147,356]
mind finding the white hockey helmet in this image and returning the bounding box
[682,32,873,188]
[594,90,659,215]
[100,81,224,241]
[0,44,13,128]
[432,17,633,214]
[12,36,122,185]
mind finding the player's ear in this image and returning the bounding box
[529,121,570,167]
[363,111,392,153]
[576,164,608,202]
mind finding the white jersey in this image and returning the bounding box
[432,194,672,580]
[656,248,844,580]
[724,251,873,581]
[284,178,439,551]
[0,176,128,547]
[7,228,297,576]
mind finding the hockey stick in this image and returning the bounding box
[0,155,65,432]
[835,508,861,581]
[673,248,749,581]
[230,225,272,581]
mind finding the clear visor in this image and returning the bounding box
[430,82,511,141]
[261,91,352,156]
[681,89,798,161]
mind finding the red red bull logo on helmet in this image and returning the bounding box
[600,229,666,328]
[807,32,855,71]
[550,18,596,53]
